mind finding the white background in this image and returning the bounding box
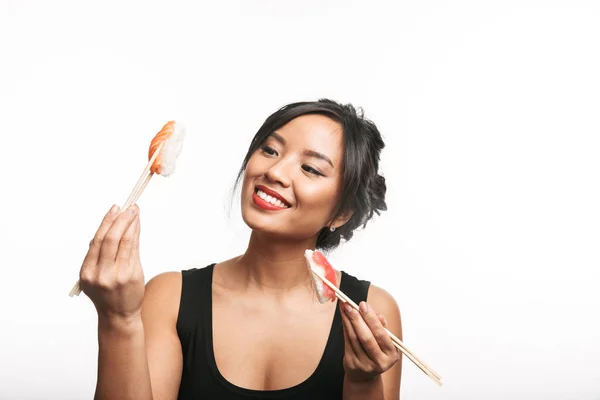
[1,1,599,399]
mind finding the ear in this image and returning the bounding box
[328,209,354,230]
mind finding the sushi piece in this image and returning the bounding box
[305,249,337,303]
[122,120,186,210]
[148,120,186,176]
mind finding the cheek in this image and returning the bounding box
[297,182,341,216]
[244,153,267,179]
[241,155,262,189]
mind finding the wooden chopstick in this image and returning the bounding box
[123,141,164,210]
[311,270,443,386]
[69,143,164,297]
[122,171,153,212]
[68,279,82,297]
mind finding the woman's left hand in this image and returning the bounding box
[340,301,400,383]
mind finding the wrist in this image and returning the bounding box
[344,374,383,395]
[98,312,144,337]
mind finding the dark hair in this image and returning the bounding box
[235,99,387,250]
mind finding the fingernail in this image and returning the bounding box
[128,205,137,215]
[109,205,119,215]
[359,302,370,313]
[344,304,354,314]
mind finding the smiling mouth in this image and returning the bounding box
[254,188,291,209]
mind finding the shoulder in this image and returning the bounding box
[367,284,402,334]
[146,271,182,297]
[366,284,397,308]
[143,272,182,321]
[367,284,400,314]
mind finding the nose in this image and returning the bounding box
[264,158,292,188]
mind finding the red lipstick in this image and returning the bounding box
[252,185,291,211]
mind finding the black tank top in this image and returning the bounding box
[176,264,371,400]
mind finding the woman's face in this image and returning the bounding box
[241,114,345,243]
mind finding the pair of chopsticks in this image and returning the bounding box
[68,143,164,297]
[311,270,443,386]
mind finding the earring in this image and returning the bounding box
[330,226,336,232]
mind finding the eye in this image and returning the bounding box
[260,145,278,156]
[302,165,324,176]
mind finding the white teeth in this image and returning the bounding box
[256,189,289,208]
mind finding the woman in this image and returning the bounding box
[80,99,403,400]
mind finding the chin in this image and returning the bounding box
[241,208,321,247]
[241,202,280,233]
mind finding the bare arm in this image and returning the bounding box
[142,272,183,400]
[95,315,152,400]
[342,285,403,400]
[94,272,183,400]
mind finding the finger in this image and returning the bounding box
[116,212,139,266]
[345,301,387,362]
[98,205,139,264]
[82,204,121,268]
[340,302,369,361]
[340,305,354,358]
[377,313,388,328]
[131,207,141,261]
[358,302,397,356]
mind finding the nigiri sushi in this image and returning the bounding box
[305,249,337,303]
[149,120,186,176]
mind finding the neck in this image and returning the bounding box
[236,231,318,292]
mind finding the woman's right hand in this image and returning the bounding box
[79,204,145,324]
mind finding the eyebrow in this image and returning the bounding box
[270,132,334,168]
